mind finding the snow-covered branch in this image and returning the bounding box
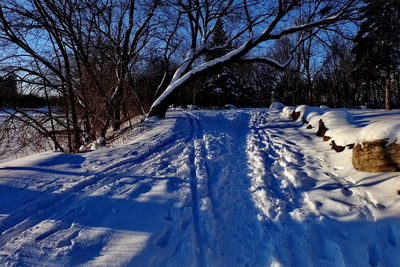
[238,56,291,70]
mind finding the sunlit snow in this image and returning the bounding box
[0,108,400,266]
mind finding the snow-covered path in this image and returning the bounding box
[0,109,400,266]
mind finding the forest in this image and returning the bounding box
[0,0,399,153]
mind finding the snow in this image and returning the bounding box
[294,104,308,116]
[269,102,285,111]
[282,106,295,119]
[79,145,88,152]
[306,109,358,146]
[325,125,360,146]
[304,108,400,146]
[358,119,400,144]
[306,112,323,128]
[224,104,236,109]
[303,107,325,122]
[1,108,400,266]
[310,110,357,146]
[320,105,329,111]
[321,110,354,128]
[187,104,199,110]
[283,105,324,122]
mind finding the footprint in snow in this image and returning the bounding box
[387,225,397,246]
[156,230,172,248]
[129,183,152,198]
[341,187,353,197]
[368,244,380,266]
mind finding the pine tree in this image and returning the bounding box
[352,0,400,109]
[206,20,229,61]
[201,20,240,107]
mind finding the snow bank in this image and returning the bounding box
[269,102,285,111]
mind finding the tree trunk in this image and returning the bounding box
[147,93,174,118]
[385,70,392,110]
[67,85,81,152]
[112,87,124,131]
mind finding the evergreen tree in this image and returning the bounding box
[352,0,400,109]
[201,20,240,107]
[206,20,229,61]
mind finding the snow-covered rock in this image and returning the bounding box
[321,110,353,129]
[187,104,199,110]
[357,119,400,144]
[225,104,236,109]
[320,105,329,111]
[269,102,285,111]
[353,139,400,172]
[90,137,106,151]
[305,112,323,129]
[79,145,88,152]
[325,125,359,146]
[294,105,309,120]
[319,110,356,147]
[90,142,99,151]
[303,107,325,122]
[281,106,295,119]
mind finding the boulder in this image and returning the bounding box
[331,140,345,152]
[282,106,295,120]
[317,119,328,137]
[352,139,400,172]
[269,102,285,111]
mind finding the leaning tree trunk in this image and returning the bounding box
[147,92,176,118]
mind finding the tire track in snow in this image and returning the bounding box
[186,110,266,266]
[183,111,207,267]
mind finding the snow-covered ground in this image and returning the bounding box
[0,108,400,266]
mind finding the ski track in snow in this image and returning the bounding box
[0,109,400,266]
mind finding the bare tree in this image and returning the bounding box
[148,0,361,117]
[0,0,164,152]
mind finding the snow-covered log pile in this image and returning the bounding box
[281,104,400,172]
